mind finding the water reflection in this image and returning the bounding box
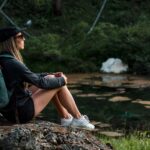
[101,74,128,87]
[42,73,150,133]
[67,73,150,89]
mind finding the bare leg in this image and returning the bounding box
[31,87,60,116]
[30,85,81,118]
[52,95,71,118]
[57,86,81,118]
[29,85,72,118]
[29,85,95,129]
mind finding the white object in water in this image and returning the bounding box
[100,58,128,73]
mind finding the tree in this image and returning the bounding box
[52,0,62,16]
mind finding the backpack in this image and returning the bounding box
[0,54,14,108]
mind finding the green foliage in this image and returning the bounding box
[1,0,150,74]
[4,0,52,27]
[100,133,150,150]
[31,0,49,6]
[119,19,150,74]
[25,33,61,54]
[80,23,121,61]
[23,34,62,72]
[62,21,89,56]
[67,20,150,74]
[23,18,150,74]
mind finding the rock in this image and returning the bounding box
[109,96,131,102]
[0,120,112,150]
[99,131,124,137]
[100,58,128,74]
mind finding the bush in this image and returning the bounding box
[5,0,148,74]
[68,21,150,74]
[118,20,150,74]
[22,33,62,71]
[77,23,122,66]
[23,19,150,74]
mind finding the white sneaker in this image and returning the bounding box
[71,115,95,130]
[61,115,73,127]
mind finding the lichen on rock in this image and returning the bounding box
[0,120,112,150]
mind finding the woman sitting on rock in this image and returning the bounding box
[0,27,94,129]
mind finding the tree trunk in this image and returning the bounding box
[52,0,62,16]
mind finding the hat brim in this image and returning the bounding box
[0,27,26,42]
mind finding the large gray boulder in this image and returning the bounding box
[0,120,112,150]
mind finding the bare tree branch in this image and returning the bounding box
[0,0,7,10]
[0,0,30,36]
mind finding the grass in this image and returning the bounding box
[100,133,150,150]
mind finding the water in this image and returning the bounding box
[42,73,150,132]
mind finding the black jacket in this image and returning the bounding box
[0,51,65,107]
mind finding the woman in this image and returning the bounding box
[0,27,95,129]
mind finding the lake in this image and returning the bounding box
[42,73,150,134]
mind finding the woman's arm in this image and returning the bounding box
[11,59,66,89]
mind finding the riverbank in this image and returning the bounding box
[42,73,150,147]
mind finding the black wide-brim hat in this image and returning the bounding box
[0,27,25,42]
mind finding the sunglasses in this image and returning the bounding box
[15,34,25,39]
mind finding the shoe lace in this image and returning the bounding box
[83,115,90,123]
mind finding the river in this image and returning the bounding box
[42,73,150,134]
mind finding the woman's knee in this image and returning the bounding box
[58,85,68,92]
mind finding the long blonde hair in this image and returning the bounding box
[0,37,29,88]
[0,37,23,63]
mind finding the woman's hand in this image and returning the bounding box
[54,72,67,84]
[45,72,67,84]
[53,72,63,77]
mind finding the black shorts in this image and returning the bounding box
[1,97,35,123]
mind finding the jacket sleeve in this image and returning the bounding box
[11,59,66,89]
[35,72,50,77]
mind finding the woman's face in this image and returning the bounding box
[14,32,25,50]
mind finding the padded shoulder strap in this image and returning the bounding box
[0,54,14,59]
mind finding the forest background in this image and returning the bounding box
[0,0,150,74]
